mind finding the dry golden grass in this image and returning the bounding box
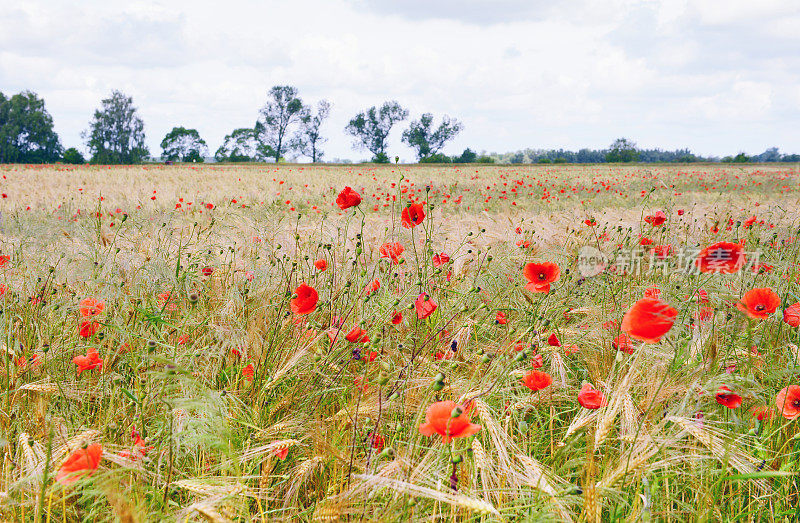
[0,162,799,521]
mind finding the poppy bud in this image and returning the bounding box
[146,339,157,351]
[378,373,389,385]
[450,453,463,464]
[388,392,399,401]
[188,292,199,303]
[514,351,526,362]
[518,420,529,433]
[481,354,491,364]
[379,447,395,460]
[450,406,463,418]
[432,381,445,391]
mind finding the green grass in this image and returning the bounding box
[0,163,799,521]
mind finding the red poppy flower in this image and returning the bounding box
[73,347,103,374]
[653,245,672,259]
[271,443,290,460]
[522,370,552,392]
[379,242,405,264]
[784,302,800,327]
[736,288,780,320]
[715,386,742,409]
[775,385,800,420]
[584,218,597,226]
[401,203,426,228]
[523,262,560,293]
[314,259,327,271]
[693,289,710,303]
[78,320,101,339]
[370,432,385,452]
[644,211,667,226]
[643,287,660,299]
[0,284,7,297]
[578,383,607,409]
[751,405,773,421]
[418,400,482,443]
[57,443,102,485]
[621,298,678,343]
[495,311,507,324]
[432,253,450,268]
[613,333,634,354]
[79,297,105,318]
[201,266,214,277]
[693,306,714,323]
[547,333,560,347]
[242,363,254,381]
[390,310,403,325]
[415,293,437,319]
[695,241,746,274]
[291,283,318,315]
[345,326,369,343]
[336,187,362,209]
[0,255,10,266]
[366,279,380,294]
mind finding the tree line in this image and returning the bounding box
[0,86,464,164]
[491,138,800,164]
[1,87,798,164]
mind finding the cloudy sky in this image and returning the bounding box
[1,0,799,161]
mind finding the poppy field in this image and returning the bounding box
[2,162,800,521]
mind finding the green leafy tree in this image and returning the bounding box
[419,153,452,163]
[84,90,149,164]
[0,90,62,163]
[401,114,463,160]
[605,137,640,163]
[293,100,330,163]
[61,147,85,164]
[732,152,750,163]
[214,128,271,162]
[345,101,408,162]
[255,86,306,163]
[452,148,477,163]
[160,127,208,162]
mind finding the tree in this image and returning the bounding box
[214,128,270,162]
[255,86,306,163]
[419,153,452,163]
[401,113,462,160]
[0,90,62,163]
[452,148,477,163]
[345,101,408,163]
[160,127,208,162]
[755,147,781,162]
[84,91,149,164]
[293,100,331,163]
[62,147,85,164]
[605,138,640,163]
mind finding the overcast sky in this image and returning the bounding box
[1,0,799,161]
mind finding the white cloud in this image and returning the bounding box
[0,0,798,160]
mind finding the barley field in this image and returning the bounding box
[1,163,800,521]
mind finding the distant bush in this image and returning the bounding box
[61,148,85,164]
[476,155,495,164]
[420,153,452,163]
[452,148,478,163]
[537,158,552,164]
